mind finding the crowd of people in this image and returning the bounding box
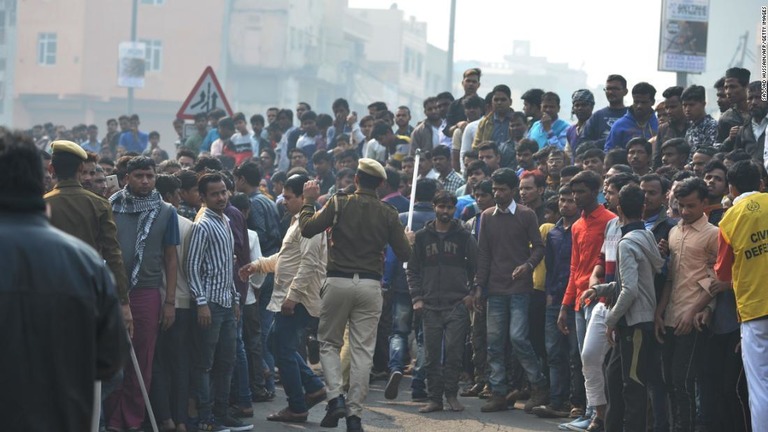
[5,64,768,432]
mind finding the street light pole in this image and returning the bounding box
[446,0,456,91]
[128,0,138,114]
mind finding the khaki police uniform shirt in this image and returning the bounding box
[299,188,411,276]
[44,179,129,303]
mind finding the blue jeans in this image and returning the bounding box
[487,294,546,395]
[231,313,252,407]
[545,305,584,407]
[574,303,593,353]
[271,304,324,413]
[193,303,237,420]
[259,274,276,393]
[387,291,426,394]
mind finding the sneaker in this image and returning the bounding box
[384,371,402,400]
[196,418,231,432]
[564,416,593,431]
[217,414,252,431]
[251,387,273,403]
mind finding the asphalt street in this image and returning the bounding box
[245,376,563,432]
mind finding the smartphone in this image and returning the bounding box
[106,174,119,191]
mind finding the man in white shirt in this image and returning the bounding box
[240,174,328,423]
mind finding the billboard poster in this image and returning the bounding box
[658,0,710,74]
[118,41,147,88]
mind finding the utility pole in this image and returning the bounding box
[446,0,456,91]
[676,72,686,88]
[128,0,138,114]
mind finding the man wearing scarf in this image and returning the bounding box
[105,156,180,432]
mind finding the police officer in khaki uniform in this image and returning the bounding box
[300,158,411,432]
[44,140,133,333]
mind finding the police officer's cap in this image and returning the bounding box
[357,158,387,179]
[51,140,87,160]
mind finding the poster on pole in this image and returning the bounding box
[658,0,710,74]
[118,41,147,88]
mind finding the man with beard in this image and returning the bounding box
[722,81,768,168]
[717,68,751,144]
[702,160,728,225]
[583,75,629,148]
[44,141,132,330]
[567,89,595,157]
[411,97,443,155]
[605,82,659,152]
[106,156,179,432]
[653,86,688,168]
[408,190,478,414]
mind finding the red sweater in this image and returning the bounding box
[561,205,616,309]
[475,203,545,295]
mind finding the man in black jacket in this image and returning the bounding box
[407,190,478,414]
[0,130,127,432]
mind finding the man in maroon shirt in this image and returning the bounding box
[474,168,547,413]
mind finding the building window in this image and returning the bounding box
[0,11,6,45]
[37,32,57,65]
[141,0,165,4]
[403,47,411,74]
[140,39,162,72]
[416,53,422,78]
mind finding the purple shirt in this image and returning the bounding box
[224,203,250,304]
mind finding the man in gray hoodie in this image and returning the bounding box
[580,184,664,432]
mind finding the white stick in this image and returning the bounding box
[91,381,101,432]
[128,335,160,432]
[406,150,421,231]
[404,150,421,269]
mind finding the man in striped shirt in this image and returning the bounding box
[187,172,251,432]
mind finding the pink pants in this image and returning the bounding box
[106,288,161,429]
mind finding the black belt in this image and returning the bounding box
[327,271,381,281]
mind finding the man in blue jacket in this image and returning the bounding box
[604,82,659,152]
[383,178,438,402]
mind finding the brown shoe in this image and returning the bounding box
[460,382,484,397]
[507,387,530,402]
[445,396,465,412]
[266,407,308,423]
[480,394,509,412]
[523,385,550,413]
[418,400,444,413]
[304,387,327,410]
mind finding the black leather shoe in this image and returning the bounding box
[320,395,347,428]
[346,415,364,432]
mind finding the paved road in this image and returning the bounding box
[244,376,564,432]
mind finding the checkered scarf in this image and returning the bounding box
[110,187,162,289]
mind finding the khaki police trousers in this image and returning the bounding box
[319,275,383,417]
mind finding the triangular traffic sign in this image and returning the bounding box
[177,66,233,120]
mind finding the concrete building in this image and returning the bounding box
[7,0,448,143]
[12,0,225,140]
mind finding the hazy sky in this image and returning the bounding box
[348,0,679,89]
